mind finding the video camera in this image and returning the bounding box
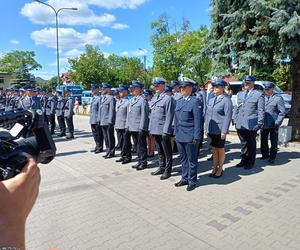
[0,108,56,181]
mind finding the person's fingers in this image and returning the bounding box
[20,158,38,178]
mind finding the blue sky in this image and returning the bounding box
[0,0,210,80]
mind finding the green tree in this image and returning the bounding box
[68,45,109,89]
[151,15,211,82]
[106,55,145,85]
[0,50,41,86]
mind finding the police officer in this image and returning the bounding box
[64,89,75,139]
[0,87,6,111]
[45,89,56,135]
[195,82,207,150]
[260,82,285,164]
[126,81,149,170]
[174,78,203,191]
[171,80,182,101]
[20,85,36,110]
[204,80,233,178]
[149,77,175,180]
[115,85,131,164]
[90,84,103,154]
[56,90,66,137]
[98,83,116,158]
[234,75,265,169]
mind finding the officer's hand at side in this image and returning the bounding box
[221,133,226,140]
[253,124,262,131]
[204,130,208,136]
[0,158,41,248]
[192,139,200,145]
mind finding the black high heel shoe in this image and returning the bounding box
[209,168,218,178]
[213,170,224,178]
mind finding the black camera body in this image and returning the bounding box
[0,109,56,181]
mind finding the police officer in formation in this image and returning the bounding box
[126,81,149,170]
[234,75,265,169]
[149,77,175,180]
[45,89,56,135]
[173,78,203,191]
[90,84,103,154]
[204,80,233,178]
[56,90,66,137]
[98,83,116,158]
[260,82,285,164]
[0,88,6,111]
[63,89,75,140]
[115,85,131,164]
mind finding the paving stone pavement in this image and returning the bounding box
[26,115,300,250]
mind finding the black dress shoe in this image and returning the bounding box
[136,165,147,171]
[235,162,246,168]
[57,133,66,137]
[160,172,171,180]
[94,149,102,154]
[244,164,254,170]
[174,180,188,187]
[105,155,115,159]
[260,156,269,160]
[148,153,155,158]
[151,168,164,176]
[268,159,275,164]
[103,155,109,159]
[132,163,140,169]
[207,155,213,161]
[122,159,131,164]
[66,135,74,140]
[186,185,196,191]
[116,158,124,162]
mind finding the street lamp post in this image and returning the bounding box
[138,48,147,71]
[34,0,77,87]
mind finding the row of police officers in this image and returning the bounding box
[89,75,286,191]
[0,85,75,139]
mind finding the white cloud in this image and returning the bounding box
[21,1,115,27]
[63,49,84,58]
[31,28,112,50]
[121,49,148,56]
[34,71,56,80]
[21,0,147,27]
[10,39,20,45]
[112,23,129,30]
[86,0,149,9]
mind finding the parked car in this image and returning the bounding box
[229,81,291,117]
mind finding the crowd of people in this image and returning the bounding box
[0,75,286,192]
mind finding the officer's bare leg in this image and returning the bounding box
[215,148,225,176]
[211,147,219,175]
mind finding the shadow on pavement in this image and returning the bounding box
[55,150,88,157]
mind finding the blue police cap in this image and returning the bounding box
[118,85,129,92]
[152,77,166,85]
[113,89,120,95]
[244,75,256,82]
[131,81,144,89]
[144,89,153,96]
[91,84,99,89]
[102,83,112,89]
[264,82,275,89]
[164,86,173,93]
[212,80,227,87]
[170,80,180,88]
[47,89,52,93]
[56,89,62,94]
[179,77,196,88]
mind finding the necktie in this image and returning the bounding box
[244,90,249,100]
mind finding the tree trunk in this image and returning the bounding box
[288,52,300,140]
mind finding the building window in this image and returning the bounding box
[0,78,4,84]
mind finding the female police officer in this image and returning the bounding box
[174,78,203,191]
[204,80,233,178]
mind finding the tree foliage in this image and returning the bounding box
[151,15,211,82]
[68,45,145,89]
[0,50,41,86]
